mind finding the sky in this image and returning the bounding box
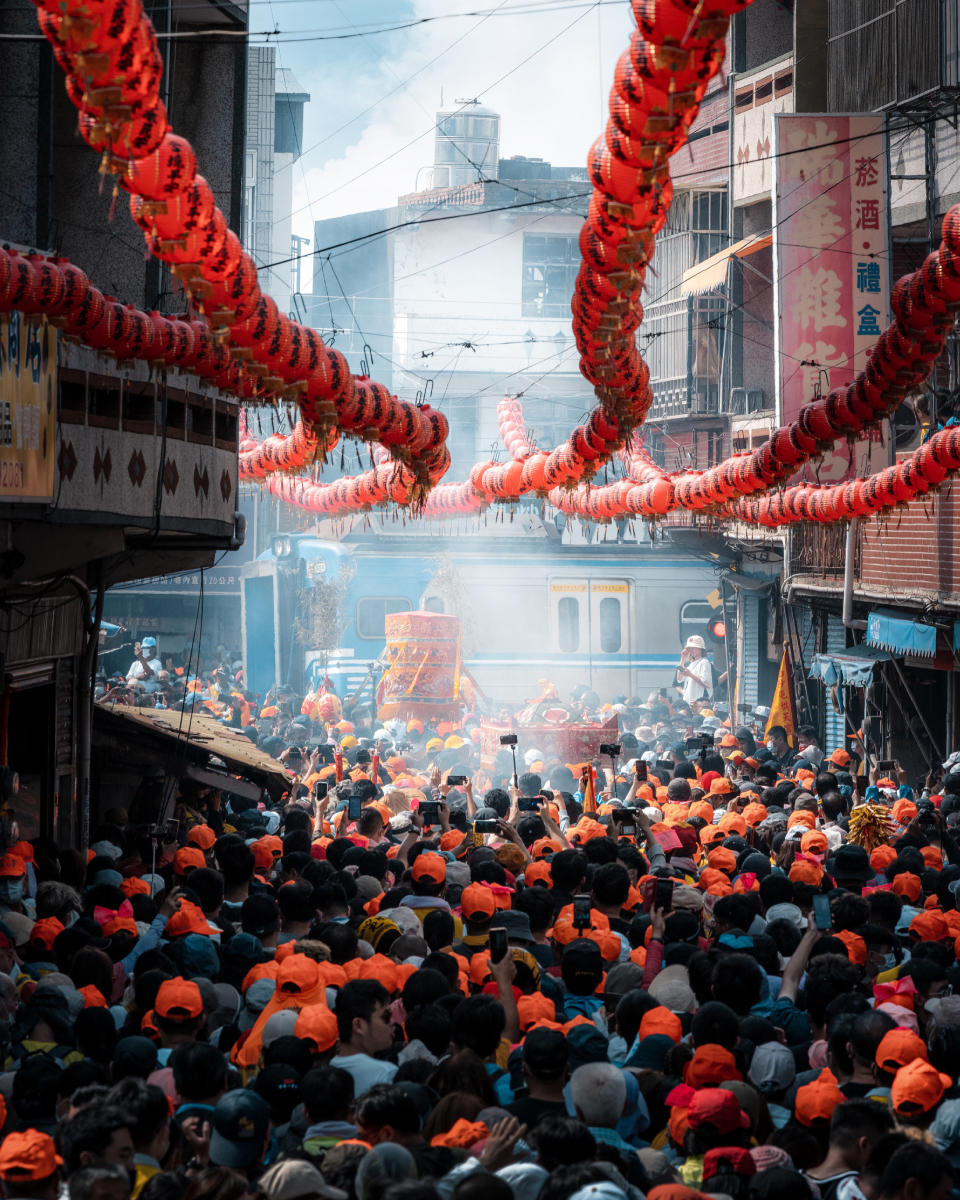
[247,0,633,259]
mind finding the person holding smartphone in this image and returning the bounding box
[676,635,713,706]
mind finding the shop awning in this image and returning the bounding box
[809,644,894,689]
[680,233,773,296]
[95,703,291,800]
[867,609,937,658]
[953,621,960,653]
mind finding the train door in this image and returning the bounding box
[549,578,631,690]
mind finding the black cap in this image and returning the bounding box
[210,1089,271,1169]
[522,1027,568,1079]
[253,1064,302,1123]
[827,843,872,883]
[114,1035,159,1079]
[241,895,280,939]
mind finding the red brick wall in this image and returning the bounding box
[859,483,960,600]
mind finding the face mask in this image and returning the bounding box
[64,910,78,928]
[881,952,897,972]
[766,740,777,752]
[0,880,23,904]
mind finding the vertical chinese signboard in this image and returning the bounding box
[0,312,56,500]
[773,114,890,482]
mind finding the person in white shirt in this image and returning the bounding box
[127,635,162,684]
[328,979,398,1096]
[676,634,713,706]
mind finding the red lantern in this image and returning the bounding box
[123,134,196,199]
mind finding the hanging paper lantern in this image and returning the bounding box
[2,253,38,312]
[122,133,196,199]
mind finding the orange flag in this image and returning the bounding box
[765,648,797,748]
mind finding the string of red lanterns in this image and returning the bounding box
[32,0,449,504]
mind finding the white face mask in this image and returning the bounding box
[766,739,777,752]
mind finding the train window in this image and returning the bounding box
[356,596,411,639]
[558,596,579,653]
[680,600,713,645]
[423,596,444,613]
[599,596,621,653]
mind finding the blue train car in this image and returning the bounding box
[241,527,728,705]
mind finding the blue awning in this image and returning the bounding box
[867,609,937,658]
[810,644,894,689]
[954,622,960,654]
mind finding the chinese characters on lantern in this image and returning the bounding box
[774,115,890,482]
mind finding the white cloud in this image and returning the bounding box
[285,0,633,238]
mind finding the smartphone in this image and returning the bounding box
[420,800,440,826]
[518,797,541,812]
[813,892,832,931]
[489,927,508,963]
[315,745,335,764]
[500,734,518,746]
[877,760,897,773]
[573,894,592,929]
[348,796,362,821]
[640,878,657,912]
[635,761,648,782]
[655,878,674,914]
[313,780,328,800]
[475,818,500,834]
[599,742,622,758]
[446,775,467,786]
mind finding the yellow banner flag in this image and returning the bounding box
[766,649,797,748]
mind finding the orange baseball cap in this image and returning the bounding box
[294,1003,338,1051]
[697,867,733,895]
[789,861,823,886]
[29,917,64,950]
[706,847,737,875]
[517,991,556,1030]
[277,955,320,995]
[699,825,723,847]
[684,1043,741,1087]
[165,900,214,939]
[469,952,492,987]
[870,845,897,872]
[787,810,817,830]
[186,824,216,851]
[173,847,205,875]
[440,830,469,857]
[690,801,714,823]
[892,1058,952,1115]
[0,1131,63,1182]
[121,877,152,898]
[411,852,446,884]
[256,834,284,859]
[875,1029,928,1074]
[154,976,203,1020]
[79,984,107,1008]
[892,799,918,825]
[800,830,828,855]
[461,883,496,920]
[827,748,851,767]
[742,803,767,827]
[720,734,738,749]
[795,1070,845,1126]
[891,872,922,903]
[909,911,950,942]
[709,778,734,796]
[531,837,563,859]
[102,916,138,938]
[834,930,866,966]
[0,853,24,878]
[921,846,944,871]
[718,813,747,837]
[524,861,553,888]
[639,1006,683,1042]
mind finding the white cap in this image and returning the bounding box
[684,635,706,650]
[524,747,544,766]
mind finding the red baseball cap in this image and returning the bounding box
[154,976,203,1020]
[0,1131,63,1181]
[684,1044,741,1087]
[686,1088,750,1133]
[411,852,446,884]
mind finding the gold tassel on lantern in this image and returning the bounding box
[847,805,896,853]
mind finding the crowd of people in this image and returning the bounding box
[3,668,960,1200]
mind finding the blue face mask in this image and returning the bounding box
[881,952,898,972]
[0,879,23,905]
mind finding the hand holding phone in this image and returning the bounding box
[635,760,648,782]
[489,927,508,963]
[573,894,592,929]
[813,892,832,931]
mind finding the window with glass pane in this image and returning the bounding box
[558,597,579,652]
[523,235,579,318]
[356,597,411,639]
[599,597,621,653]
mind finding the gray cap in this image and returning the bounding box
[491,910,535,945]
[748,1040,796,1094]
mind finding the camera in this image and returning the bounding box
[599,743,621,757]
[500,734,518,746]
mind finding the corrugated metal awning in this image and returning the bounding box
[867,609,937,658]
[809,644,894,689]
[680,233,773,296]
